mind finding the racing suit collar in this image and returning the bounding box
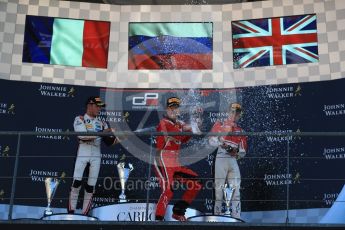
[84,113,96,120]
[163,114,177,124]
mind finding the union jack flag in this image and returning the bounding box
[232,14,318,69]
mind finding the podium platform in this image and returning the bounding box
[91,202,201,221]
[188,214,244,222]
[41,214,98,221]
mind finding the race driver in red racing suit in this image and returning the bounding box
[209,103,248,219]
[154,97,202,221]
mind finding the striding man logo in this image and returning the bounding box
[68,87,75,97]
[62,129,70,141]
[295,128,302,140]
[60,171,66,183]
[7,104,15,114]
[2,146,10,157]
[293,172,301,184]
[123,112,130,123]
[0,189,4,201]
[294,85,302,96]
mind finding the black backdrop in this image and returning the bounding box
[0,78,345,215]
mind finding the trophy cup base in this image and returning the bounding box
[118,193,128,203]
[187,214,244,223]
[41,213,98,221]
[118,199,128,203]
[44,210,53,216]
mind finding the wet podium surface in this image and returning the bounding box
[188,214,244,222]
[91,202,201,221]
[3,203,345,230]
[2,219,345,230]
[41,213,98,221]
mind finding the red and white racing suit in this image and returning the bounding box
[153,117,202,219]
[68,113,108,214]
[209,118,247,219]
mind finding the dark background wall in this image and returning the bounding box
[1,78,344,214]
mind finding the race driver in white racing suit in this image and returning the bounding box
[208,103,247,219]
[67,96,119,215]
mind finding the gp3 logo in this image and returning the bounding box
[132,93,159,106]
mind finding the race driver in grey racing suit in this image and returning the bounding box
[68,96,119,215]
[208,103,247,219]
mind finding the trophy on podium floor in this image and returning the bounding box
[223,183,235,216]
[44,177,60,216]
[188,183,243,222]
[116,155,134,203]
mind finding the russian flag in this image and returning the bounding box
[128,22,213,70]
[22,15,110,69]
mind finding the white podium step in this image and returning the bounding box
[188,214,244,222]
[41,214,98,221]
[90,202,201,221]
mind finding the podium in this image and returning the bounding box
[39,203,243,222]
[91,202,201,221]
[187,214,244,222]
[41,213,98,221]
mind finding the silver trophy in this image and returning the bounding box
[223,183,235,216]
[190,106,202,135]
[44,177,60,216]
[116,161,134,203]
